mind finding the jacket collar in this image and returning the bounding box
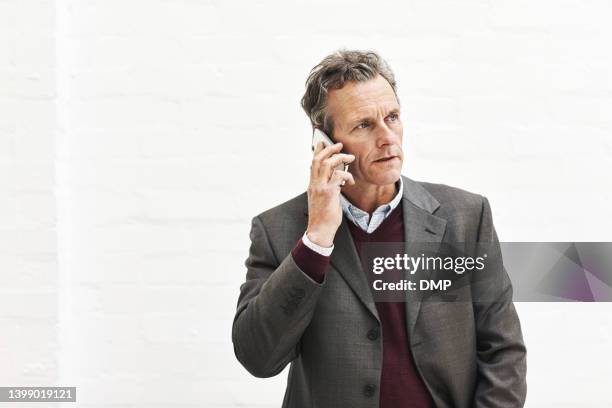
[400,175,440,214]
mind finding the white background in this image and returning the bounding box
[2,0,612,407]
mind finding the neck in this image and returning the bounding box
[341,180,399,214]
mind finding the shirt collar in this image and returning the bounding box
[340,177,404,233]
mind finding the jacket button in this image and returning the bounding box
[367,328,379,341]
[363,384,376,397]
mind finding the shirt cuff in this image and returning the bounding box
[302,232,334,256]
[291,237,331,284]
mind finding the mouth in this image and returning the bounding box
[374,156,399,163]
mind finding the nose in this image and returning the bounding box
[375,122,400,148]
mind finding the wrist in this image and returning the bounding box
[306,228,334,248]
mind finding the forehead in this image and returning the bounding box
[327,74,399,125]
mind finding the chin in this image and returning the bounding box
[368,168,402,186]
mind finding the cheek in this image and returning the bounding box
[345,145,369,171]
[349,155,368,177]
[358,156,378,176]
[395,125,403,142]
[349,156,363,174]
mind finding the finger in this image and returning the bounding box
[320,153,355,179]
[312,142,343,179]
[314,142,343,164]
[330,170,355,187]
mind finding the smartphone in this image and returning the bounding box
[311,128,350,174]
[311,128,349,186]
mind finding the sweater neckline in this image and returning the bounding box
[346,201,404,241]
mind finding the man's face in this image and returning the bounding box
[326,74,403,187]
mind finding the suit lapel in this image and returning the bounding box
[302,202,380,322]
[330,218,381,322]
[400,177,447,336]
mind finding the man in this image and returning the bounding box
[232,49,527,407]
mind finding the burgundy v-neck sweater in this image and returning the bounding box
[292,204,434,407]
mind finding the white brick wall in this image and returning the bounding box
[0,1,60,401]
[1,0,612,406]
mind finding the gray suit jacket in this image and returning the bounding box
[232,176,527,407]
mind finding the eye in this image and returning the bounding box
[356,121,369,129]
[387,112,399,122]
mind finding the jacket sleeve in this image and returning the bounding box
[472,196,527,407]
[232,215,326,378]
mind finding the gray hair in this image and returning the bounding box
[300,49,398,137]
